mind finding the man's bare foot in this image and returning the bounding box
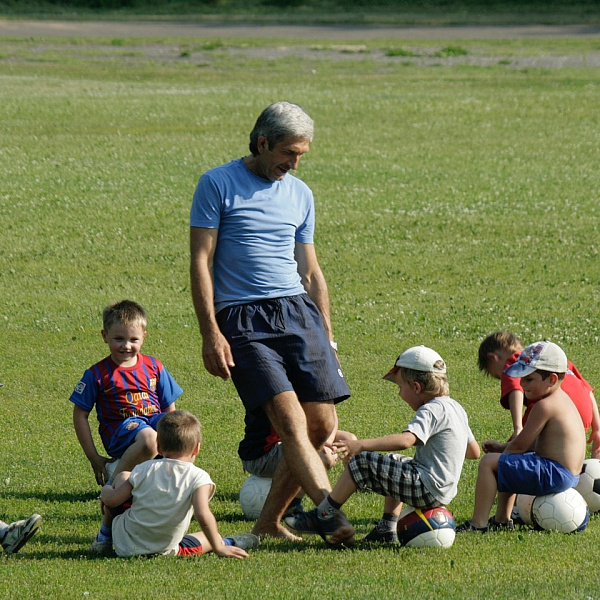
[251,522,302,541]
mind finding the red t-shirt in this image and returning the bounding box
[500,352,593,430]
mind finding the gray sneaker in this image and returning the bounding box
[228,533,260,551]
[1,514,42,554]
[90,537,113,555]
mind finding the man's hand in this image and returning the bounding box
[202,331,235,380]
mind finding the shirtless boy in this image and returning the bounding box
[457,341,586,532]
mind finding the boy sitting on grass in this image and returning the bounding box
[71,300,182,487]
[477,330,600,456]
[96,410,258,558]
[70,300,183,550]
[457,341,586,533]
[286,346,480,547]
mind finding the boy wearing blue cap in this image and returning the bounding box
[457,341,586,533]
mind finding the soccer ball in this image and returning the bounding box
[575,458,600,513]
[239,475,272,520]
[532,488,589,533]
[397,506,456,548]
[515,494,536,526]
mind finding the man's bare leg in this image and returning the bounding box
[252,391,335,538]
[252,457,303,540]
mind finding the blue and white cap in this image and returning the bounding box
[504,341,567,378]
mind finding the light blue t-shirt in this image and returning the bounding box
[191,158,315,312]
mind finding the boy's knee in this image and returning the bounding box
[479,452,499,472]
[135,427,158,451]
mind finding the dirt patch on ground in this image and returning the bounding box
[2,19,600,40]
[2,20,600,69]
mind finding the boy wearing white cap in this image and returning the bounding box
[457,341,586,533]
[286,346,480,546]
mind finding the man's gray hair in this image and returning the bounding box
[249,101,314,156]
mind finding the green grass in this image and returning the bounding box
[1,30,600,600]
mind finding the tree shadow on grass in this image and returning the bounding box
[2,490,99,503]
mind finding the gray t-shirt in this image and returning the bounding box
[405,395,474,505]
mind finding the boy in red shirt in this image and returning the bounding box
[478,331,600,457]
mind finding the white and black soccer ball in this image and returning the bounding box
[515,494,536,527]
[532,488,589,533]
[575,458,600,513]
[397,506,456,548]
[239,475,272,520]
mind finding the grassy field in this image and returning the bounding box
[1,24,600,600]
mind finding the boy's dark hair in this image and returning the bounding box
[399,365,449,397]
[157,410,202,455]
[535,369,566,381]
[102,300,147,333]
[477,331,523,373]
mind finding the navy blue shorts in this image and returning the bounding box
[178,534,204,556]
[106,413,165,459]
[497,452,579,495]
[217,294,351,412]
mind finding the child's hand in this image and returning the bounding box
[215,546,249,559]
[90,455,110,486]
[333,439,363,465]
[588,430,600,459]
[482,439,504,454]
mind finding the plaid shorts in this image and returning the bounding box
[348,451,438,509]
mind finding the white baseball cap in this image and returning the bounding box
[504,341,567,378]
[383,345,447,382]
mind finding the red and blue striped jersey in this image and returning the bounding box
[70,354,182,451]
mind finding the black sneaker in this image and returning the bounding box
[455,520,489,534]
[285,508,336,536]
[283,498,305,519]
[363,526,399,544]
[487,517,515,531]
[285,508,355,547]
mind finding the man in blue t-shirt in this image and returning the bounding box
[190,101,352,543]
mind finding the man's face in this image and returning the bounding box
[255,136,310,181]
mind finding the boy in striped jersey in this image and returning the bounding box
[70,300,182,552]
